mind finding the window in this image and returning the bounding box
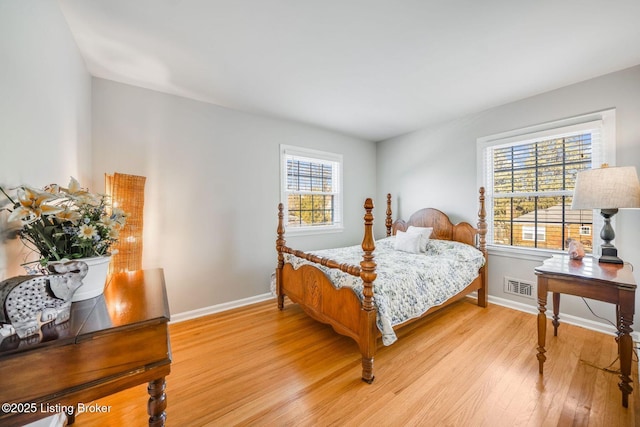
[522,226,545,242]
[478,110,615,254]
[579,225,591,236]
[280,145,343,234]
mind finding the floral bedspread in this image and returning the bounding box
[282,237,485,346]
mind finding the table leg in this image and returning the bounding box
[552,292,560,337]
[537,277,548,374]
[617,292,634,408]
[147,378,167,427]
[66,406,76,425]
[616,305,620,342]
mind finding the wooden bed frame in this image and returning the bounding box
[275,188,487,383]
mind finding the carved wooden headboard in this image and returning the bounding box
[385,188,487,250]
[391,208,477,247]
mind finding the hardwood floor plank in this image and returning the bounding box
[558,332,603,425]
[72,298,636,426]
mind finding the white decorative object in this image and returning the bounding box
[406,226,433,252]
[0,261,88,339]
[394,230,423,254]
[69,256,111,302]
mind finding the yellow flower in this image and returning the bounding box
[100,216,116,228]
[78,224,98,240]
[43,183,61,194]
[55,207,82,224]
[108,228,120,239]
[64,177,100,206]
[7,187,63,222]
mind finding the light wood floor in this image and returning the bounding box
[74,298,638,426]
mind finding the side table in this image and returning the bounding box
[535,254,636,407]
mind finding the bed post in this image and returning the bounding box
[386,193,393,237]
[276,203,286,310]
[477,187,488,308]
[360,198,377,383]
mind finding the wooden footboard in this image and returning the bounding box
[276,188,488,383]
[276,198,378,382]
[279,263,377,381]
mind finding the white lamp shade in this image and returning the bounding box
[571,166,640,209]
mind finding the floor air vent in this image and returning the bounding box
[504,277,535,299]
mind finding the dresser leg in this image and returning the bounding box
[147,378,167,427]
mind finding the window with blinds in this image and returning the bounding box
[478,111,615,254]
[490,134,593,251]
[280,145,343,233]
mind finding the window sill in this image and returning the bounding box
[487,244,592,263]
[285,226,344,237]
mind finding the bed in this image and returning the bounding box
[275,188,487,383]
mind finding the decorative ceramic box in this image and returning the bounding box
[0,261,88,339]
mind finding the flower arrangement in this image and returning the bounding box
[0,177,127,269]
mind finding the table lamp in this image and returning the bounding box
[571,165,640,264]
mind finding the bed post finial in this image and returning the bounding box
[276,203,286,310]
[386,193,393,237]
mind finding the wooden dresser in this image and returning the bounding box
[0,268,171,427]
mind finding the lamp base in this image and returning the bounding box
[598,246,623,264]
[597,209,623,264]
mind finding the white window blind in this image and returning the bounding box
[280,145,343,234]
[478,110,615,254]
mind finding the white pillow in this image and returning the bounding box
[406,226,433,252]
[394,230,423,254]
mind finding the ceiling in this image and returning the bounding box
[58,0,640,142]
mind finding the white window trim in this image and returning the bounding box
[476,109,616,258]
[280,144,344,236]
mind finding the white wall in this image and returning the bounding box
[0,1,92,279]
[377,65,640,331]
[91,78,377,314]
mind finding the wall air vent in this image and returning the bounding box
[504,276,535,299]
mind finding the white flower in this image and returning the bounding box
[78,224,98,240]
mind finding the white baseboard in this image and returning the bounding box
[487,294,640,342]
[171,292,640,344]
[170,293,275,324]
